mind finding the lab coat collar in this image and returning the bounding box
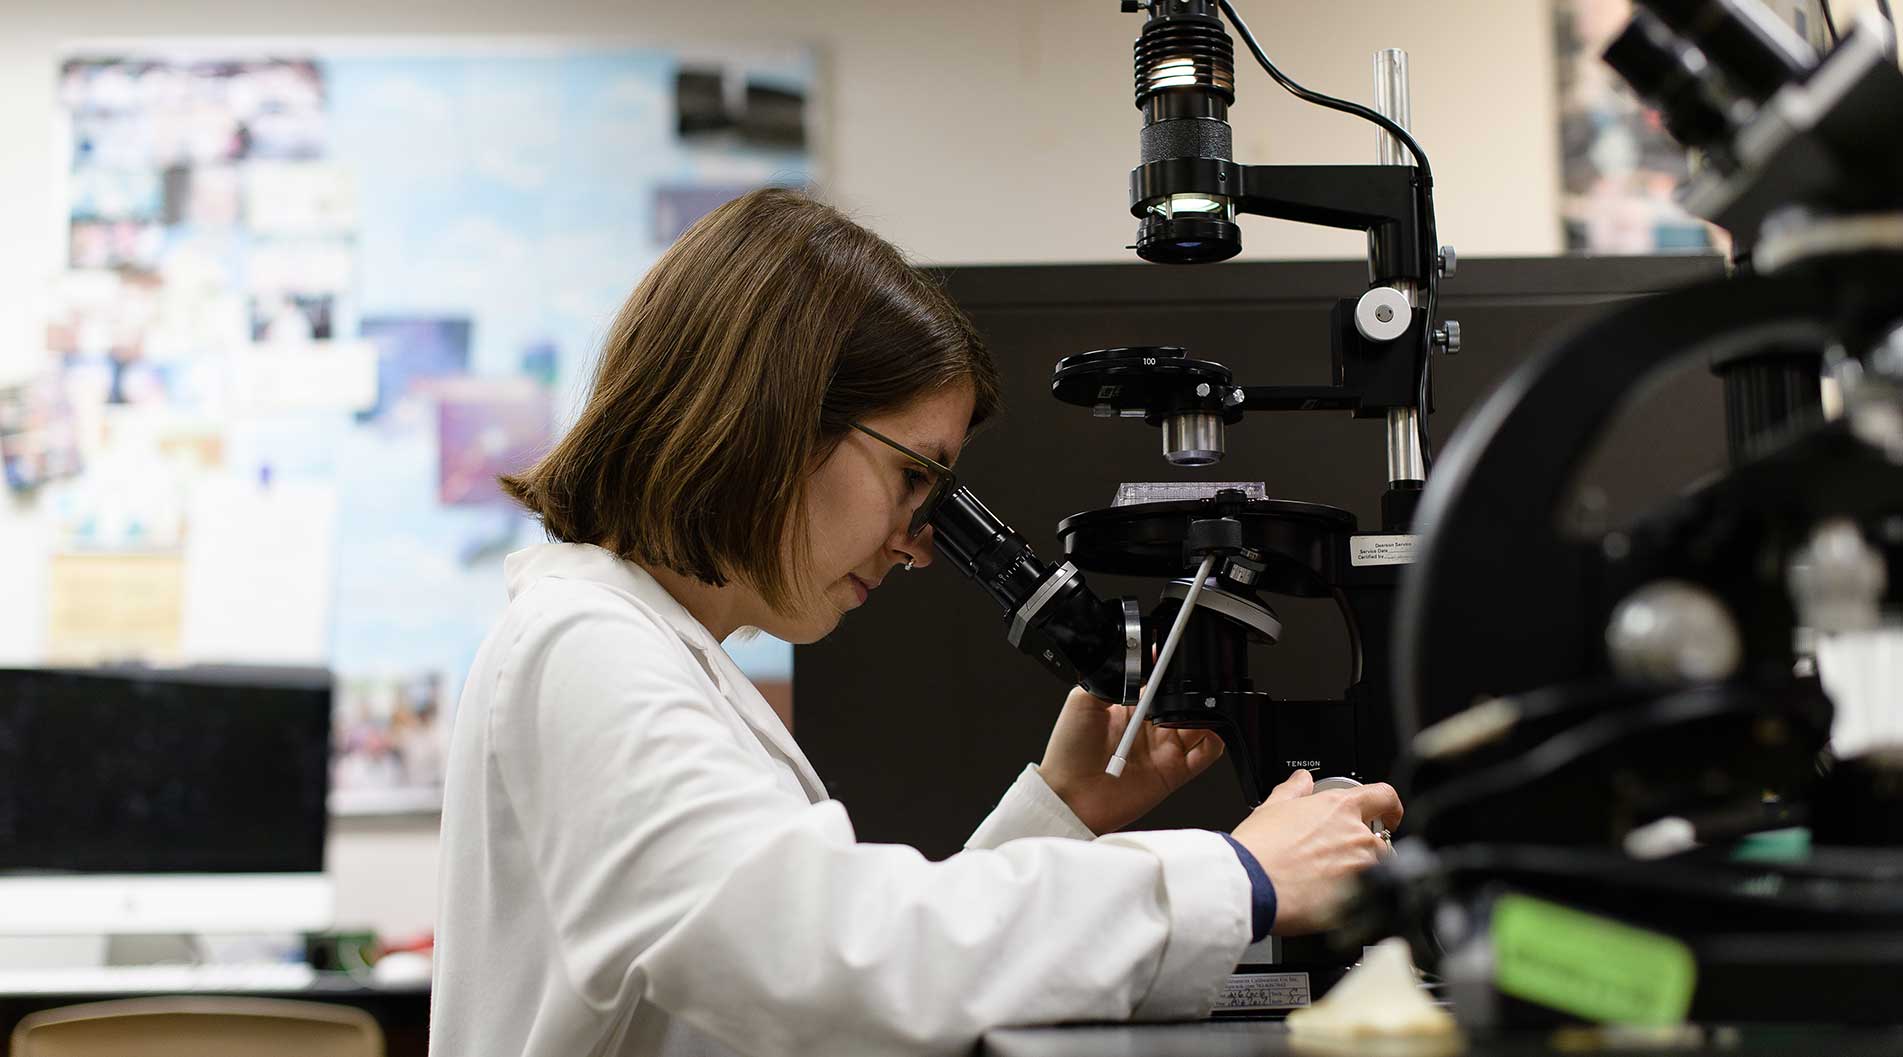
[505,542,725,653]
[502,543,826,801]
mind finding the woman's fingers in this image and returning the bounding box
[1351,782,1404,832]
[1182,732,1225,772]
[1065,686,1114,713]
[1265,767,1315,804]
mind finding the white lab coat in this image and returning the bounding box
[430,543,1252,1057]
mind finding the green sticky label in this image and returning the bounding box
[1730,826,1810,864]
[1492,892,1697,1026]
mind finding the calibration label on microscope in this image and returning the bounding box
[1213,972,1313,1011]
[1349,533,1417,567]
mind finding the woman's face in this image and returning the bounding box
[767,383,976,644]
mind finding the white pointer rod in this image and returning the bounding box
[1107,553,1220,777]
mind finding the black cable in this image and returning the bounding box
[1217,0,1440,471]
[1417,215,1438,469]
[1215,0,1434,185]
[1432,843,1903,919]
[1820,0,1840,44]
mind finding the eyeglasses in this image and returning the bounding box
[850,422,957,540]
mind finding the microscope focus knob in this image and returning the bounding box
[1605,579,1742,684]
[1354,287,1413,343]
[1438,244,1457,278]
[1437,320,1462,355]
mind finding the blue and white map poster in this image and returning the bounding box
[44,44,816,812]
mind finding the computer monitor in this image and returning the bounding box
[0,665,334,935]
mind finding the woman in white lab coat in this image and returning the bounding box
[429,188,1404,1057]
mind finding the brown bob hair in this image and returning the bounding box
[501,187,1002,616]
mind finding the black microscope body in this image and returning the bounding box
[930,0,1447,807]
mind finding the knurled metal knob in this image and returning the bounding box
[1437,319,1462,355]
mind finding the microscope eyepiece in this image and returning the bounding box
[929,487,1049,613]
[1603,10,1740,158]
[928,485,1145,703]
[1130,0,1244,263]
[1635,0,1817,105]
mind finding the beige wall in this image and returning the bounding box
[0,0,1564,937]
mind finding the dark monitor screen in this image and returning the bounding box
[0,666,330,874]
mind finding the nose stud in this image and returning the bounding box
[903,557,916,571]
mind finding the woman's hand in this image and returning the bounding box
[1036,685,1225,835]
[1232,769,1404,935]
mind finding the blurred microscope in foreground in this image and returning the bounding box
[1340,0,1903,1029]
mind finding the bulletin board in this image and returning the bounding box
[12,42,814,813]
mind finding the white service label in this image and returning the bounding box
[1214,971,1313,1011]
[1349,533,1417,567]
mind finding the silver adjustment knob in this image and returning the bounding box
[1606,580,1742,684]
[1436,320,1462,355]
[1354,287,1412,343]
[1438,245,1457,278]
[1788,518,1888,634]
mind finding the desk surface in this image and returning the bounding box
[980,1022,1903,1057]
[984,1021,1291,1057]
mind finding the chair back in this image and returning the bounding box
[10,996,385,1057]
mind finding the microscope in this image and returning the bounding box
[1333,0,1903,1029]
[927,0,1453,809]
[919,0,1453,1001]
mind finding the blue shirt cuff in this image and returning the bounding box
[1220,833,1277,943]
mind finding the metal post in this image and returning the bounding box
[1373,48,1412,167]
[1373,47,1426,485]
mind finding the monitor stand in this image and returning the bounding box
[0,933,200,972]
[0,934,107,972]
[104,932,201,966]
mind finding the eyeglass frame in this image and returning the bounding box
[849,422,958,540]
